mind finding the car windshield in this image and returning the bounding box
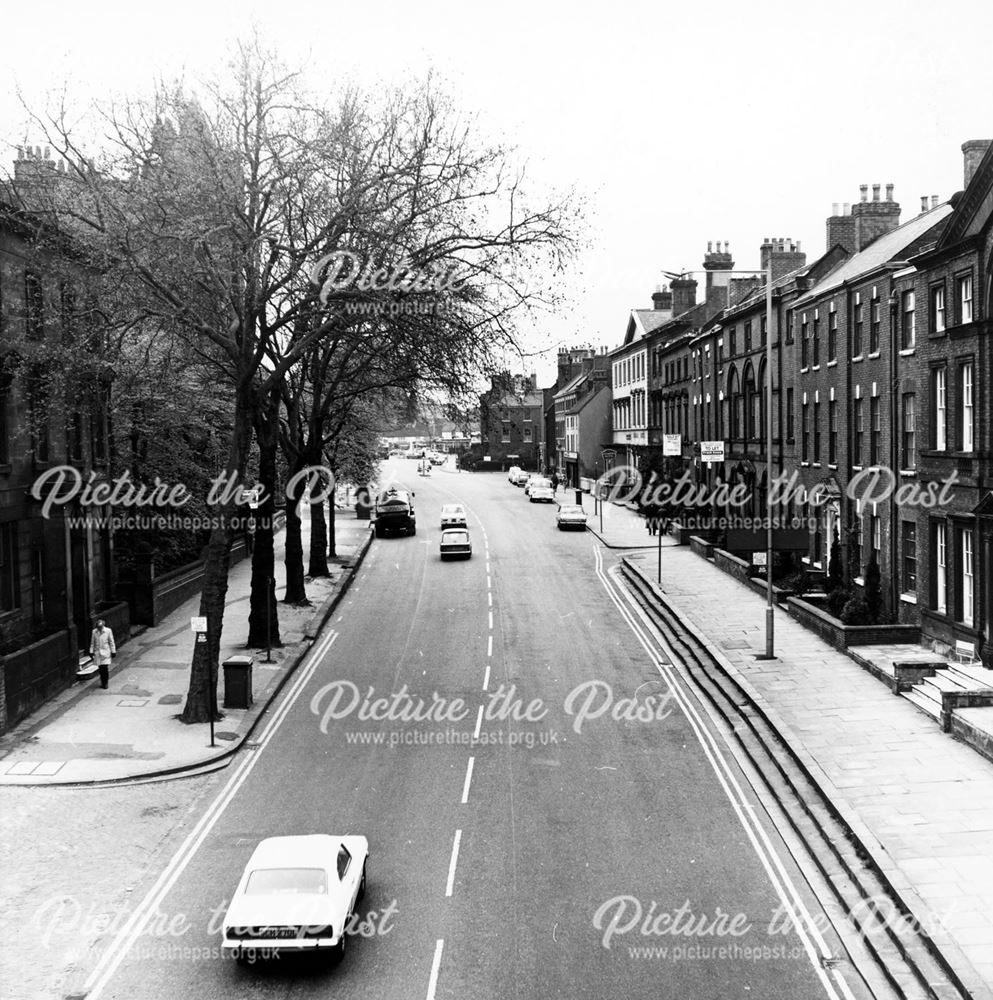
[443,531,469,543]
[245,868,328,895]
[560,506,583,514]
[442,506,464,514]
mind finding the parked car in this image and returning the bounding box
[440,503,468,529]
[528,478,554,503]
[374,487,416,536]
[440,529,472,560]
[507,465,522,482]
[221,834,368,964]
[556,504,588,530]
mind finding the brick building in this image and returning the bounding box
[617,139,992,665]
[552,351,611,486]
[0,200,120,732]
[478,372,544,469]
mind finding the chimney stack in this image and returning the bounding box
[826,200,857,255]
[760,236,807,281]
[702,241,733,299]
[651,285,673,311]
[670,274,698,317]
[851,183,901,251]
[962,139,992,188]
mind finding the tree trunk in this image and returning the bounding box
[247,394,282,648]
[283,467,310,604]
[180,392,253,725]
[328,485,337,561]
[308,469,330,577]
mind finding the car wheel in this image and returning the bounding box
[331,933,346,965]
[358,861,367,901]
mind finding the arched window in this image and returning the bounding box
[757,357,769,445]
[742,362,756,440]
[726,367,740,440]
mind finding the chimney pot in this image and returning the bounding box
[723,242,728,253]
[843,202,851,214]
[872,183,881,202]
[707,241,712,252]
[885,183,894,201]
[931,194,939,208]
[796,240,802,251]
[860,184,868,202]
[921,196,929,212]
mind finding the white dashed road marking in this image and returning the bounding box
[445,829,462,897]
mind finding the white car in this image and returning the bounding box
[507,465,522,482]
[440,528,472,560]
[556,504,588,530]
[222,834,368,964]
[527,477,554,502]
[440,503,468,529]
[510,469,529,486]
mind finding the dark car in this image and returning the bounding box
[374,487,417,537]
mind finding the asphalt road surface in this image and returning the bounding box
[81,462,870,1000]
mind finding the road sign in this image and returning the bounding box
[601,449,616,464]
[700,440,725,463]
[190,616,207,633]
[752,551,768,566]
[663,434,682,456]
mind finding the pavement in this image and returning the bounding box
[569,486,680,549]
[0,510,372,785]
[591,499,993,994]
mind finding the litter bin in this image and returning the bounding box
[223,655,254,709]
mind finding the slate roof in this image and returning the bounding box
[794,203,953,306]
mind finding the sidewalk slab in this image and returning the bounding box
[623,545,993,996]
[0,511,372,786]
[582,494,681,549]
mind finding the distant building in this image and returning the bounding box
[478,373,544,468]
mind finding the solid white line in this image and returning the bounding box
[461,757,475,803]
[482,664,490,691]
[426,939,445,1000]
[473,705,483,740]
[606,567,857,1000]
[487,634,493,657]
[595,558,847,1000]
[445,829,462,896]
[83,627,339,999]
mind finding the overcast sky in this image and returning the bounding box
[3,0,991,388]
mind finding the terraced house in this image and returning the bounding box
[611,138,993,666]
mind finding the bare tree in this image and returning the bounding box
[16,37,577,723]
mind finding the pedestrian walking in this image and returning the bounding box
[89,619,116,689]
[551,471,559,493]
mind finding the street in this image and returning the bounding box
[6,465,866,1000]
